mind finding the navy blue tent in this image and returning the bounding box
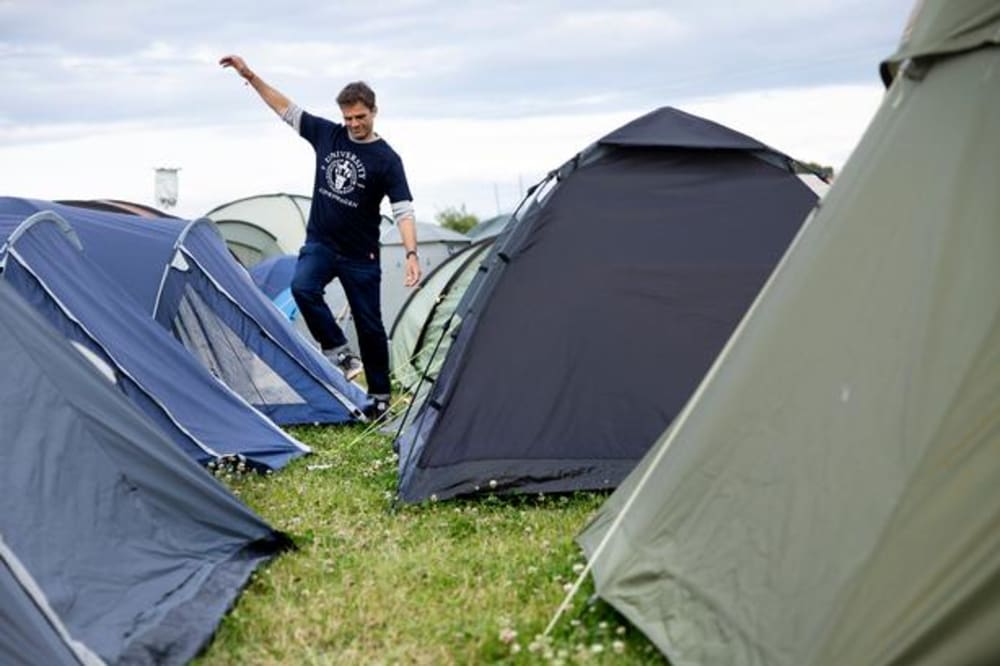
[0,197,370,425]
[396,107,821,502]
[0,279,289,664]
[0,209,308,470]
[250,253,300,321]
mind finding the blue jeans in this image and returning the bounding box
[291,242,390,396]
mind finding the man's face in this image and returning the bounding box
[341,102,376,141]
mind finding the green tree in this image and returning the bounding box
[792,160,835,180]
[436,204,479,235]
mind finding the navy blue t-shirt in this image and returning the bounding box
[300,110,412,259]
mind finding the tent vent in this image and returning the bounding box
[170,251,190,272]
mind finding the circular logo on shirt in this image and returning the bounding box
[326,157,357,194]
[324,150,367,196]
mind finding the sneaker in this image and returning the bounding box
[364,394,391,421]
[325,348,364,381]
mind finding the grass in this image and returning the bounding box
[194,421,668,665]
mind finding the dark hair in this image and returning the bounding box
[336,81,376,110]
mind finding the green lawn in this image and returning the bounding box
[195,423,668,665]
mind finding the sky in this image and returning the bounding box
[0,0,916,221]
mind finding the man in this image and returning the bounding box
[220,54,420,419]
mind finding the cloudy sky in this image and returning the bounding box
[1,0,915,220]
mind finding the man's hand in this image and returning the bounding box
[219,54,254,82]
[404,254,422,287]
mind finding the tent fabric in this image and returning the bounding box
[389,239,493,391]
[880,0,1000,84]
[250,253,301,320]
[205,192,311,266]
[1,537,101,666]
[0,210,308,470]
[57,198,179,219]
[213,220,282,268]
[466,213,512,240]
[0,279,290,665]
[598,106,771,151]
[0,197,369,425]
[252,253,299,301]
[385,240,493,436]
[395,107,818,502]
[579,14,1000,666]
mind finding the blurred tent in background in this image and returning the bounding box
[386,239,494,435]
[204,192,310,267]
[57,198,179,219]
[389,239,494,391]
[466,213,512,241]
[578,2,1000,664]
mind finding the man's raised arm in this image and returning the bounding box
[219,54,292,118]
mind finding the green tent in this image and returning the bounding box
[389,239,493,390]
[578,2,1000,665]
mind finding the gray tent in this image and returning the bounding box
[466,213,512,240]
[0,280,289,664]
[579,2,1000,665]
[1,537,102,665]
[204,192,310,267]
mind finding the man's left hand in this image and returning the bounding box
[404,255,421,287]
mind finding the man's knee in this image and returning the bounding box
[290,282,323,305]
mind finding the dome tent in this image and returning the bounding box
[0,208,308,470]
[0,279,289,665]
[395,106,820,502]
[578,3,1000,664]
[0,197,370,426]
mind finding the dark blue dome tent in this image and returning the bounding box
[0,280,290,665]
[0,196,371,426]
[396,107,822,502]
[0,209,308,471]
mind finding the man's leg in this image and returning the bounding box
[338,257,391,398]
[290,242,348,351]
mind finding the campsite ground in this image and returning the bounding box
[196,423,668,665]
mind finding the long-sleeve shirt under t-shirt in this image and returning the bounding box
[299,110,412,260]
